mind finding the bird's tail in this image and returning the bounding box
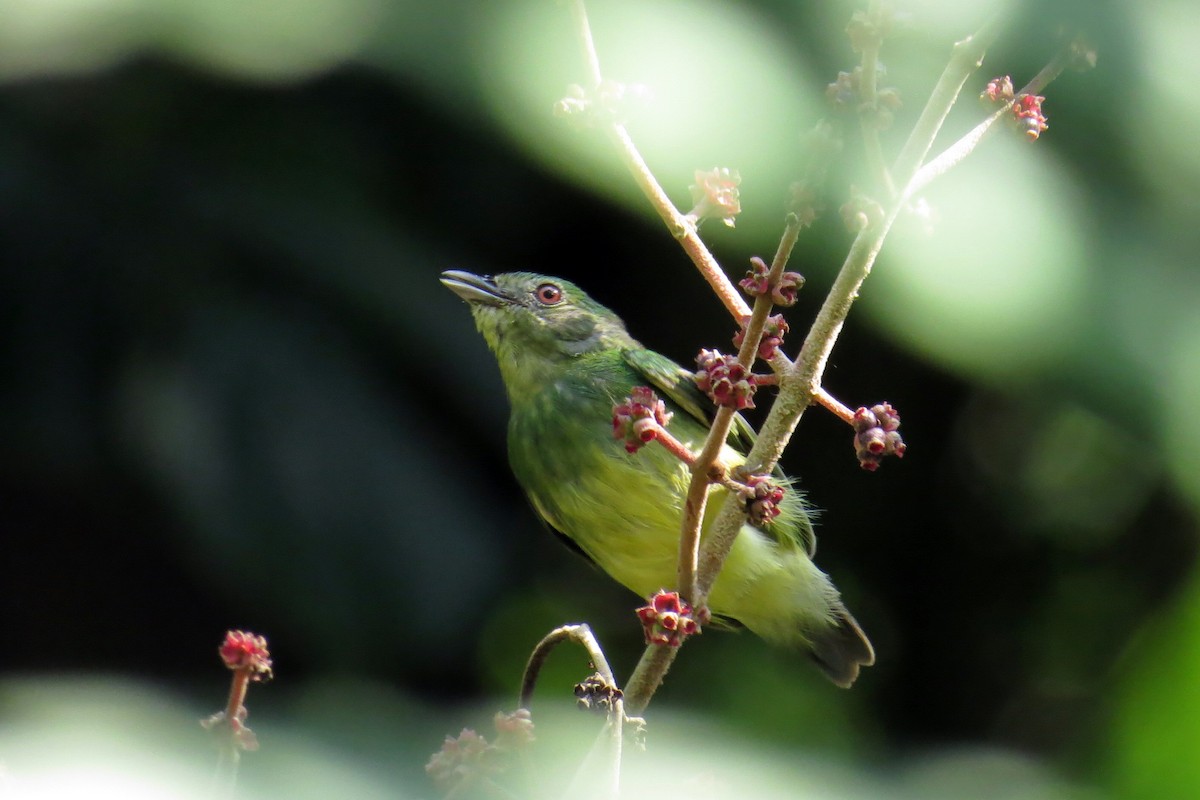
[806,603,875,688]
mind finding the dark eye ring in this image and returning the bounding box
[535,283,564,305]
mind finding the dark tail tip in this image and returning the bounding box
[808,607,875,688]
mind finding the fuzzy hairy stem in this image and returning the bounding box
[567,0,603,90]
[908,49,1072,198]
[696,16,1002,603]
[622,642,677,716]
[891,14,1004,184]
[905,106,1007,198]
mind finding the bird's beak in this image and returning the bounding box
[440,270,511,307]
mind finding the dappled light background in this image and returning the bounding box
[2,0,1198,797]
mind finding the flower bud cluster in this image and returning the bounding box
[852,402,906,471]
[845,6,907,52]
[1013,94,1048,141]
[789,179,822,229]
[426,728,494,794]
[612,386,672,454]
[574,673,624,714]
[772,271,805,307]
[694,350,757,410]
[738,257,804,308]
[864,86,903,130]
[826,69,861,109]
[826,66,902,130]
[733,314,789,360]
[425,711,535,795]
[635,590,700,647]
[688,167,741,227]
[738,256,771,297]
[219,630,273,681]
[741,473,786,526]
[492,709,536,749]
[981,75,1015,104]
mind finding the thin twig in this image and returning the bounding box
[209,667,254,799]
[568,0,603,90]
[813,386,856,424]
[1019,50,1070,97]
[858,1,897,197]
[674,403,735,604]
[677,214,803,609]
[891,14,1004,185]
[904,106,1007,198]
[605,125,750,320]
[649,423,699,467]
[565,0,751,322]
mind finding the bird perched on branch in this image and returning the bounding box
[442,270,873,687]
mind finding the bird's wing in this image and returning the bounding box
[620,346,757,453]
[621,346,817,557]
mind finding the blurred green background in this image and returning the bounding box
[2,0,1199,797]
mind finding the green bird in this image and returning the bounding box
[441,270,874,687]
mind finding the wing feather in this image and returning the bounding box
[621,347,816,556]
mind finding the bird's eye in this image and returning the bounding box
[534,283,564,305]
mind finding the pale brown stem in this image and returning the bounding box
[814,386,856,424]
[565,0,750,322]
[648,424,699,467]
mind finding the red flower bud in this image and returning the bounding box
[636,590,700,647]
[852,402,906,470]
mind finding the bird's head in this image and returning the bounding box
[441,270,639,394]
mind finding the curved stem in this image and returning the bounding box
[519,624,615,710]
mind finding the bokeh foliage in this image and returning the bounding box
[1,0,1198,796]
